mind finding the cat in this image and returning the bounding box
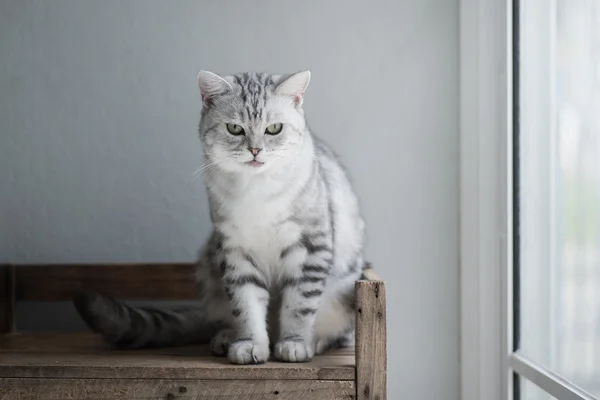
[74,70,367,365]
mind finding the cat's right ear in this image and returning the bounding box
[197,70,232,107]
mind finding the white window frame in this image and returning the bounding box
[460,0,512,398]
[459,0,598,399]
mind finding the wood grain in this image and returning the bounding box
[0,264,16,334]
[14,263,197,301]
[355,278,387,400]
[0,333,356,381]
[0,378,355,400]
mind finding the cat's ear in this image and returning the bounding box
[276,70,311,106]
[197,70,232,106]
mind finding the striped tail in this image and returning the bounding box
[73,291,223,348]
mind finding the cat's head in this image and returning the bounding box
[197,71,311,174]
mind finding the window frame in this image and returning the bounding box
[459,0,598,399]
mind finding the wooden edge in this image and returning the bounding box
[360,267,382,282]
[355,277,387,400]
[0,264,16,334]
[0,378,356,400]
[14,263,198,301]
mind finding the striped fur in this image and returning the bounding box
[74,71,366,365]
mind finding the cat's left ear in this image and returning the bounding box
[276,70,311,107]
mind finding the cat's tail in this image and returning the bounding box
[73,291,225,348]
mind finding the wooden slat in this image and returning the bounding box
[355,277,387,399]
[0,264,16,333]
[0,378,355,400]
[0,333,356,381]
[14,263,197,301]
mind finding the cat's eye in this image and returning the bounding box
[226,123,245,135]
[265,123,283,135]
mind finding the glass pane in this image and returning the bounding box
[518,0,600,396]
[520,377,558,400]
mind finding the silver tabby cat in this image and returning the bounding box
[74,70,366,364]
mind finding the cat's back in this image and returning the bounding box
[313,134,365,268]
[313,135,361,209]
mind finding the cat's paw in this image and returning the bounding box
[210,328,234,356]
[228,339,269,365]
[274,339,314,362]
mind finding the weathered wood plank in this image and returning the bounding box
[0,353,355,381]
[0,333,355,381]
[0,264,16,334]
[14,263,197,300]
[0,378,355,400]
[355,278,387,400]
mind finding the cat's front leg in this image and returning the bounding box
[221,249,270,365]
[275,234,332,362]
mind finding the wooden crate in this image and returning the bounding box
[0,263,386,399]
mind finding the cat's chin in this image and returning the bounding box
[245,160,265,168]
[242,161,270,174]
[219,160,271,174]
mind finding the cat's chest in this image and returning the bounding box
[221,219,299,281]
[218,196,300,270]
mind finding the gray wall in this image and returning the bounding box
[0,1,459,398]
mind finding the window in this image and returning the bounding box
[514,0,600,399]
[460,0,600,399]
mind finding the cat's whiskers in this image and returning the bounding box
[188,155,234,183]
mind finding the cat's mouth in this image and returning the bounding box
[246,160,265,167]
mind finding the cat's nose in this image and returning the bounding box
[248,148,262,157]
